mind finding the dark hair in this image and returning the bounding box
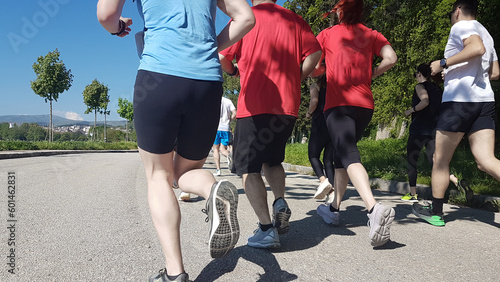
[451,0,478,17]
[332,0,364,25]
[416,63,431,80]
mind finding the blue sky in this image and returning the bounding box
[0,0,286,122]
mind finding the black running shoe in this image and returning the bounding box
[458,179,474,203]
[272,197,291,234]
[149,269,189,282]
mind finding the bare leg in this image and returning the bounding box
[346,163,376,211]
[213,144,221,171]
[409,186,417,196]
[262,163,286,200]
[242,172,272,225]
[449,174,459,187]
[432,130,464,198]
[469,129,500,181]
[139,148,184,276]
[174,155,216,199]
[219,144,230,158]
[331,168,348,210]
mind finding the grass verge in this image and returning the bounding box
[285,138,500,198]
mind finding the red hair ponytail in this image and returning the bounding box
[323,0,363,24]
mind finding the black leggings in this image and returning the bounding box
[308,116,335,182]
[407,134,435,187]
[324,106,373,169]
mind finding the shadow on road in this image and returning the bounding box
[195,246,298,282]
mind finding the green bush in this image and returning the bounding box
[0,141,137,151]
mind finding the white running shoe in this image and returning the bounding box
[367,203,395,247]
[325,189,335,205]
[314,179,332,199]
[178,192,191,201]
[316,204,340,226]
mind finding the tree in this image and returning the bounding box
[222,72,241,108]
[117,98,134,141]
[83,79,109,141]
[31,49,73,142]
[101,91,110,142]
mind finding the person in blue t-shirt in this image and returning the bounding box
[97,1,255,281]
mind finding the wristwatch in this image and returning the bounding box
[440,58,448,69]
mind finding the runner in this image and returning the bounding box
[413,0,499,226]
[219,0,322,249]
[97,0,254,281]
[312,0,398,247]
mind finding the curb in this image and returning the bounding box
[0,149,138,160]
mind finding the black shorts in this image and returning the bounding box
[232,114,296,174]
[133,70,222,159]
[437,102,496,134]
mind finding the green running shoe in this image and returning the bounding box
[401,193,418,203]
[412,203,445,226]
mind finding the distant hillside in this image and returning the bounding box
[0,115,126,127]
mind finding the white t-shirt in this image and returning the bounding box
[442,20,498,102]
[217,97,236,132]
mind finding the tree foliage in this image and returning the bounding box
[220,0,499,137]
[117,98,134,141]
[83,79,109,141]
[117,98,134,122]
[284,0,499,130]
[0,123,46,141]
[31,49,73,142]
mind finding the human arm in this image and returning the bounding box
[217,0,255,52]
[219,54,239,77]
[404,84,429,117]
[430,35,486,76]
[309,60,326,78]
[301,51,322,81]
[96,0,132,37]
[489,60,499,80]
[372,45,397,79]
[230,109,237,121]
[306,83,320,119]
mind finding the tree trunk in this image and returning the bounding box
[104,112,107,143]
[94,110,97,142]
[49,100,53,142]
[125,120,129,142]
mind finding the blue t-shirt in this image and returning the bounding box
[137,0,222,82]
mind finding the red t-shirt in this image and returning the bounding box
[220,3,321,118]
[317,23,390,110]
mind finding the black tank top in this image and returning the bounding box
[410,81,443,135]
[312,86,327,120]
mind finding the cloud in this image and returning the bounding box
[63,111,84,121]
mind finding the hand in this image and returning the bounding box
[306,112,312,119]
[404,108,413,117]
[117,17,133,38]
[430,60,443,76]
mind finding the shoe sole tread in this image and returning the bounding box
[209,181,239,258]
[369,205,395,247]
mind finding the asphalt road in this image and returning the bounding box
[0,152,499,281]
